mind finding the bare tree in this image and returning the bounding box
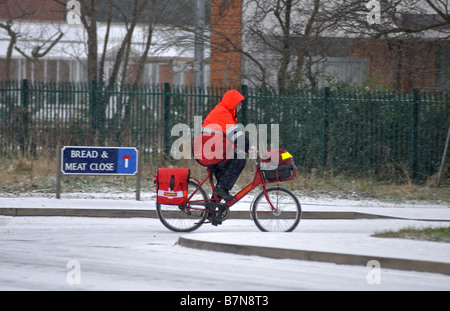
[107,0,150,86]
[337,0,450,39]
[335,0,450,90]
[15,30,64,81]
[52,0,170,140]
[54,0,167,85]
[0,0,36,80]
[134,0,169,84]
[243,0,351,89]
[98,0,113,83]
[211,0,449,90]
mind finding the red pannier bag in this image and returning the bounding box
[260,149,296,182]
[156,168,190,205]
[192,132,233,167]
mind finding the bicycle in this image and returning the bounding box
[156,152,301,232]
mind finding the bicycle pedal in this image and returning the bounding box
[210,220,222,226]
[205,213,223,226]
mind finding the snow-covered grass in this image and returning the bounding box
[1,155,449,205]
[373,226,450,243]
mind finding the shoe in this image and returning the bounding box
[213,185,234,201]
[207,213,222,226]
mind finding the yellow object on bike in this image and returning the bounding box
[281,151,292,160]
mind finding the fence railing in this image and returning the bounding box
[1,80,449,181]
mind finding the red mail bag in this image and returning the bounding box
[260,149,296,182]
[156,168,190,205]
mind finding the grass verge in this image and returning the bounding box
[372,226,450,243]
[0,155,449,204]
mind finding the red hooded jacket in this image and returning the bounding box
[193,90,245,166]
[202,89,245,132]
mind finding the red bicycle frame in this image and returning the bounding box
[187,159,296,212]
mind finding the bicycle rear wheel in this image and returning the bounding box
[156,180,208,232]
[251,187,301,232]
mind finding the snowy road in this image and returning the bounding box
[1,216,449,291]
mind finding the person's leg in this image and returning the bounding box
[211,153,246,201]
[210,162,228,185]
[216,158,246,191]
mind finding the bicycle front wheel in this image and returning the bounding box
[251,187,301,232]
[156,180,208,232]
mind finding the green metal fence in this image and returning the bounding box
[1,80,449,181]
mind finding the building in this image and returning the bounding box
[2,0,449,90]
[210,0,450,91]
[0,0,209,84]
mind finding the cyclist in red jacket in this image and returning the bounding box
[200,89,255,201]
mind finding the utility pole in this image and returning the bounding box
[194,0,205,86]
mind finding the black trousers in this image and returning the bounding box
[210,153,246,191]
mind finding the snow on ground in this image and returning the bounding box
[184,219,450,262]
[0,192,449,291]
[0,217,449,291]
[1,190,449,216]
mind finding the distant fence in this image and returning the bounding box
[1,80,449,181]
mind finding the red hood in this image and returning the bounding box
[202,89,245,132]
[219,89,245,113]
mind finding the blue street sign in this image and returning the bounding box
[61,146,138,175]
